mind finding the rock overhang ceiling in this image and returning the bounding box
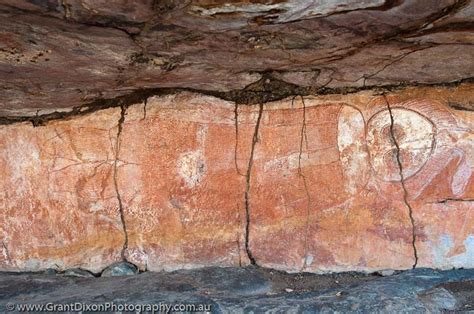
[0,0,473,117]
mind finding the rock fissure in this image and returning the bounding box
[298,96,313,271]
[142,98,147,120]
[244,102,264,266]
[446,103,474,112]
[408,0,471,35]
[113,105,129,262]
[234,102,244,177]
[431,198,474,204]
[385,96,419,269]
[361,44,435,86]
[236,237,243,268]
[1,242,11,264]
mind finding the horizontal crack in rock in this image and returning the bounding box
[430,198,474,204]
[0,77,472,126]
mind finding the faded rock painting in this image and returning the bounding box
[0,88,472,272]
[117,94,249,271]
[0,109,123,272]
[368,98,473,270]
[247,100,412,272]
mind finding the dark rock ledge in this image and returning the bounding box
[0,267,473,312]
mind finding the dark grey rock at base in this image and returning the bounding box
[101,262,139,277]
[181,266,271,296]
[418,287,457,312]
[0,267,473,313]
[42,268,58,276]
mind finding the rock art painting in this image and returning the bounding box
[0,86,472,273]
[0,109,123,272]
[117,96,250,271]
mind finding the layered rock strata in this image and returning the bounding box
[1,0,473,114]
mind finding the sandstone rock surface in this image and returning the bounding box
[0,84,473,273]
[0,0,473,115]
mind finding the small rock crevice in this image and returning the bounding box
[1,242,11,264]
[431,198,474,204]
[113,105,129,262]
[360,44,434,86]
[234,102,245,266]
[141,98,147,120]
[234,102,244,177]
[385,96,419,269]
[244,102,264,266]
[297,96,313,271]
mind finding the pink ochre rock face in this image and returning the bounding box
[0,86,473,273]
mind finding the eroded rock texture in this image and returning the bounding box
[0,84,472,273]
[0,0,473,116]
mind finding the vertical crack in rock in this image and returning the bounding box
[244,103,264,266]
[2,242,11,264]
[236,237,242,267]
[234,102,246,266]
[113,105,129,262]
[234,102,244,176]
[59,0,72,20]
[385,96,419,269]
[298,96,312,271]
[142,98,147,120]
